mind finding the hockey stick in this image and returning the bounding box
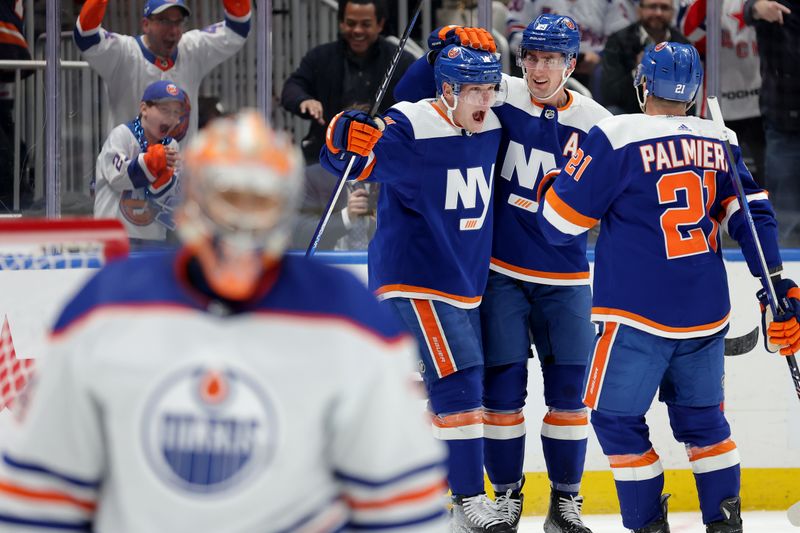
[305,0,426,257]
[724,327,759,356]
[707,96,800,402]
[788,501,800,527]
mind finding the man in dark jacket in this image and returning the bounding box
[745,0,800,244]
[600,0,690,115]
[280,0,415,163]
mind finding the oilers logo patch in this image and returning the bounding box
[141,365,277,495]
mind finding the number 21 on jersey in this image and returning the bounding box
[657,170,719,259]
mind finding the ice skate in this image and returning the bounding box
[633,494,671,533]
[705,497,742,533]
[494,477,525,531]
[543,490,593,533]
[451,493,515,533]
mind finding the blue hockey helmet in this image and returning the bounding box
[634,42,703,105]
[520,14,580,62]
[434,44,502,96]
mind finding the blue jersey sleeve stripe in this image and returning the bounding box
[72,27,100,51]
[3,454,101,490]
[334,460,446,488]
[126,155,151,189]
[0,512,91,531]
[347,508,447,529]
[224,15,251,38]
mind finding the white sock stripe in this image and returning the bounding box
[690,449,741,474]
[541,422,590,441]
[611,460,664,482]
[484,423,526,440]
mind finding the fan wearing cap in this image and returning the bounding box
[73,0,251,144]
[94,80,186,246]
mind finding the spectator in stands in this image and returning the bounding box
[679,0,764,186]
[93,80,185,248]
[292,163,378,251]
[745,0,800,244]
[601,0,688,114]
[280,0,415,163]
[0,0,33,212]
[506,0,637,86]
[73,0,251,144]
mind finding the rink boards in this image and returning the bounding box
[0,249,798,514]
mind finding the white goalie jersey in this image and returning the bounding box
[0,252,448,532]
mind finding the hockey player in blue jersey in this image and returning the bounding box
[320,45,514,532]
[395,17,611,533]
[538,42,800,532]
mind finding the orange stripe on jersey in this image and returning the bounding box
[483,411,524,426]
[544,189,598,229]
[543,411,588,427]
[533,90,573,111]
[376,284,482,305]
[0,479,96,512]
[412,300,456,377]
[429,102,459,128]
[592,307,729,334]
[609,448,660,468]
[583,322,617,409]
[77,0,108,32]
[687,439,737,462]
[490,258,590,280]
[345,479,448,510]
[788,287,800,300]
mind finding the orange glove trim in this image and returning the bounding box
[347,122,382,157]
[536,169,559,204]
[455,27,496,53]
[326,112,343,155]
[438,25,458,40]
[78,0,108,31]
[223,0,251,18]
[788,287,800,300]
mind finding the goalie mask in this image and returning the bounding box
[178,110,304,300]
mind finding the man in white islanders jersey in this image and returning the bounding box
[73,0,251,143]
[0,111,448,533]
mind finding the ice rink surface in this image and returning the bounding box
[518,511,797,532]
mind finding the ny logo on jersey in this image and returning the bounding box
[499,140,558,212]
[445,165,494,231]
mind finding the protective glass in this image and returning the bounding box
[517,51,568,70]
[457,81,508,107]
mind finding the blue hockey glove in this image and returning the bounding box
[325,110,383,158]
[758,277,800,355]
[536,169,560,204]
[427,26,496,64]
